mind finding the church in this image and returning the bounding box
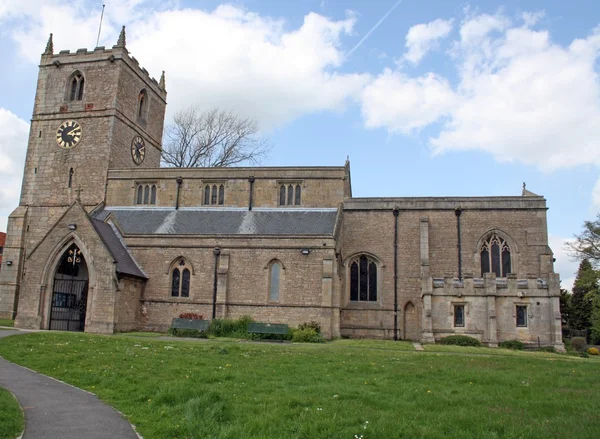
[0,29,564,349]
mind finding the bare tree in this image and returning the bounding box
[161,107,270,167]
[566,213,600,268]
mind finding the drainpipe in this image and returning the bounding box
[212,247,221,319]
[248,176,255,211]
[175,177,182,210]
[455,207,462,279]
[393,207,399,341]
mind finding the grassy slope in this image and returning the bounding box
[0,332,599,439]
[0,387,24,439]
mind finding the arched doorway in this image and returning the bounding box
[49,244,89,331]
[403,302,419,341]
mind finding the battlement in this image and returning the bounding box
[40,29,166,100]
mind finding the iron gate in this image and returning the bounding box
[49,279,88,331]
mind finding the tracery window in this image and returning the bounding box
[269,260,282,301]
[349,255,378,302]
[68,72,84,101]
[136,183,157,205]
[203,184,224,205]
[480,234,511,277]
[171,259,191,298]
[279,183,301,206]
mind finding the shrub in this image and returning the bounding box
[178,312,203,320]
[292,327,324,343]
[499,340,524,350]
[571,337,587,352]
[439,335,481,347]
[208,316,254,338]
[587,347,599,355]
[297,321,321,334]
[168,328,207,338]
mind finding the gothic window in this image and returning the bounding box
[171,259,191,298]
[203,183,225,205]
[68,72,84,101]
[68,168,74,188]
[135,183,157,205]
[204,185,210,205]
[278,183,302,206]
[480,234,512,277]
[516,305,527,327]
[138,89,148,120]
[269,261,282,301]
[218,185,225,205]
[454,305,465,327]
[349,255,378,302]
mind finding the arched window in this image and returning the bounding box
[136,183,158,205]
[480,234,511,277]
[269,261,282,301]
[204,185,210,205]
[68,72,84,101]
[218,184,225,205]
[137,185,143,204]
[171,258,191,298]
[138,89,147,120]
[279,185,286,205]
[349,255,378,302]
[203,183,225,205]
[279,183,302,206]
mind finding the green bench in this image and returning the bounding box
[171,318,210,332]
[248,322,289,340]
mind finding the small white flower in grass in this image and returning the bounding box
[317,408,323,411]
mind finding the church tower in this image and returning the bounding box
[0,28,167,318]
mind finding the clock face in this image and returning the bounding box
[131,136,146,165]
[56,120,82,149]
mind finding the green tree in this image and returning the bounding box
[567,214,600,268]
[569,260,599,336]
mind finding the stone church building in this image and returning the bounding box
[0,30,564,349]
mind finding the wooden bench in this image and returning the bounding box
[171,318,210,332]
[247,322,289,340]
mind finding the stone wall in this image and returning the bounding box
[105,167,347,208]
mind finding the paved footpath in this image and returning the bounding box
[0,330,139,439]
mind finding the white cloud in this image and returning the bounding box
[404,18,453,64]
[361,13,600,175]
[0,109,29,232]
[4,1,369,130]
[549,234,578,291]
[361,70,455,133]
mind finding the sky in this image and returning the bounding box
[1,0,599,290]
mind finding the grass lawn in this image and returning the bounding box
[0,387,24,439]
[0,319,14,328]
[0,333,599,439]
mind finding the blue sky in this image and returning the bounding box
[1,0,599,289]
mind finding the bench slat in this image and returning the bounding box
[171,318,210,331]
[248,322,289,334]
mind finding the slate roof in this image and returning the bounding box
[93,208,338,236]
[91,218,147,279]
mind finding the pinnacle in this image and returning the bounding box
[44,33,53,55]
[159,71,166,89]
[116,26,126,48]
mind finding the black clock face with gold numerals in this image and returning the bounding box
[131,136,146,165]
[56,120,82,149]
